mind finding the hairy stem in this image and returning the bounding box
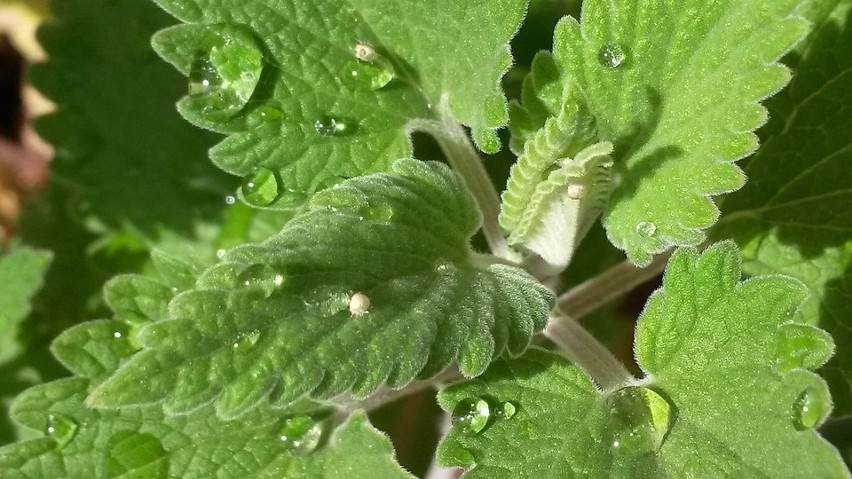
[410,100,519,263]
[545,314,634,391]
[558,251,671,319]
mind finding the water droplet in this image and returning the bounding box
[352,42,395,90]
[792,388,828,431]
[636,221,657,238]
[216,249,227,259]
[776,324,834,373]
[314,116,349,137]
[598,41,625,68]
[241,167,282,207]
[607,386,674,455]
[363,202,394,222]
[257,104,284,122]
[279,415,323,456]
[107,431,168,478]
[496,401,517,419]
[188,26,264,119]
[225,195,236,205]
[303,286,351,317]
[452,397,491,436]
[237,264,284,298]
[233,329,262,349]
[565,183,586,201]
[434,259,453,273]
[45,413,78,449]
[349,292,371,316]
[113,330,123,339]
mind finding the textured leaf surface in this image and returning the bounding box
[438,243,849,477]
[714,0,852,414]
[151,0,526,208]
[528,0,809,265]
[89,161,553,418]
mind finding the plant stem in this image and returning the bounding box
[411,99,519,263]
[557,251,671,319]
[544,314,634,392]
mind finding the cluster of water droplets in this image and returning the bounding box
[451,397,518,436]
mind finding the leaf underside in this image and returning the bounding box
[437,243,848,478]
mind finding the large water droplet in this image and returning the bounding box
[598,41,625,68]
[279,415,323,456]
[188,26,264,119]
[452,397,491,436]
[241,167,281,207]
[636,221,657,238]
[608,386,674,455]
[792,388,828,431]
[237,264,284,298]
[45,413,78,449]
[107,431,168,478]
[776,324,834,373]
[314,116,350,137]
[352,42,395,90]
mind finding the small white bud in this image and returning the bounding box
[349,292,371,316]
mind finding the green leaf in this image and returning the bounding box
[0,247,51,346]
[150,0,526,210]
[0,378,412,478]
[437,243,849,477]
[88,160,553,418]
[713,0,852,414]
[524,0,809,265]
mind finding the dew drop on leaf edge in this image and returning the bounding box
[452,397,491,436]
[279,415,323,456]
[315,116,349,137]
[107,430,168,478]
[792,389,827,431]
[598,41,625,68]
[45,413,78,449]
[187,25,264,119]
[607,386,674,455]
[241,167,282,207]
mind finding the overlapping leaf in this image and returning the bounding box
[510,0,809,265]
[437,243,849,477]
[713,0,852,414]
[150,0,526,211]
[0,267,412,478]
[88,160,553,419]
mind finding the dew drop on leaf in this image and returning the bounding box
[363,201,394,222]
[496,401,517,419]
[352,42,395,90]
[106,430,168,478]
[452,397,491,436]
[598,41,625,68]
[279,415,323,456]
[348,292,371,316]
[792,389,828,431]
[257,103,284,122]
[636,221,657,238]
[314,116,349,137]
[225,195,236,205]
[236,264,284,298]
[232,329,262,349]
[607,386,674,455]
[187,25,264,119]
[44,413,78,449]
[241,167,282,207]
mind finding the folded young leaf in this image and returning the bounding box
[150,0,527,211]
[88,160,554,419]
[714,0,852,415]
[516,0,809,265]
[437,243,849,477]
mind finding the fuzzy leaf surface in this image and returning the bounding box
[151,0,526,208]
[89,161,553,418]
[714,0,852,414]
[438,243,848,477]
[524,0,809,264]
[0,247,51,346]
